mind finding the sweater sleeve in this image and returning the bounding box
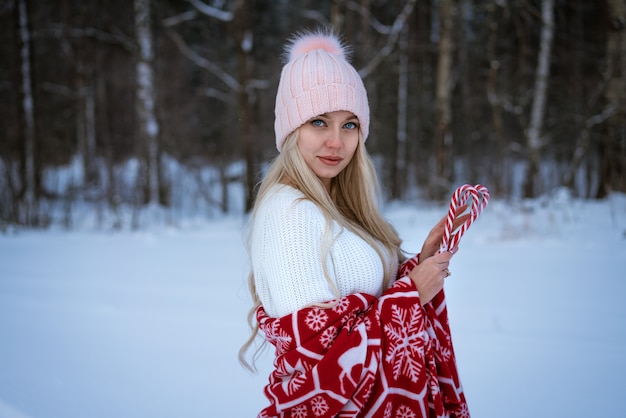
[250,189,339,318]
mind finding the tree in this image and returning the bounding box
[522,0,554,198]
[486,1,506,196]
[596,0,626,197]
[134,0,162,207]
[15,0,38,225]
[434,0,455,199]
[231,0,258,212]
[163,0,265,213]
[0,0,621,228]
[392,25,409,200]
[348,0,416,199]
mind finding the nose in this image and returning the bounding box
[325,128,342,149]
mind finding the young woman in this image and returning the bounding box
[240,30,470,418]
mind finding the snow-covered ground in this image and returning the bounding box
[0,193,625,418]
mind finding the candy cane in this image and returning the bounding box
[439,184,490,254]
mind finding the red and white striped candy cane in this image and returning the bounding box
[439,184,490,254]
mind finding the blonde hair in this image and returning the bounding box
[239,130,404,371]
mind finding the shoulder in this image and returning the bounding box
[256,184,324,223]
[251,184,329,255]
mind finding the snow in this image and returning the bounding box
[1,193,625,418]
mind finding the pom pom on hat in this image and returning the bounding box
[287,31,347,61]
[274,30,369,152]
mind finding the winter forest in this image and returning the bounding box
[1,2,626,417]
[1,0,625,228]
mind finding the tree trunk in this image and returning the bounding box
[232,0,257,212]
[458,0,474,141]
[563,104,617,193]
[15,0,38,225]
[596,0,626,198]
[522,0,554,198]
[97,69,121,228]
[331,0,346,31]
[486,2,505,195]
[434,0,454,199]
[75,67,99,188]
[134,0,161,207]
[84,73,98,186]
[392,25,409,200]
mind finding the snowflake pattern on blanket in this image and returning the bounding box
[257,256,469,418]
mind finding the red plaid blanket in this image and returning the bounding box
[257,256,469,417]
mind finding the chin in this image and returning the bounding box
[316,170,340,181]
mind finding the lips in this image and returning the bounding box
[318,155,343,166]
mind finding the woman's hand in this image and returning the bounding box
[419,204,470,260]
[409,205,469,305]
[408,251,452,306]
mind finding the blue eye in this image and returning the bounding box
[311,119,325,127]
[344,121,358,130]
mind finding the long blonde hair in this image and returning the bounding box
[239,130,404,371]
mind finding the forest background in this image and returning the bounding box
[1,0,625,229]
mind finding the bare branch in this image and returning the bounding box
[162,10,198,27]
[358,0,417,79]
[41,82,81,98]
[586,103,618,128]
[346,1,392,34]
[165,28,241,92]
[520,0,543,22]
[202,87,234,103]
[562,103,618,187]
[300,9,330,26]
[247,79,271,90]
[186,0,233,22]
[40,23,136,52]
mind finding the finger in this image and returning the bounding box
[454,204,469,216]
[452,213,471,230]
[432,251,452,263]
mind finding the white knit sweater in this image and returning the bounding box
[250,184,397,318]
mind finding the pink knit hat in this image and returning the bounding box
[274,31,370,152]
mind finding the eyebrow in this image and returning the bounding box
[318,113,358,122]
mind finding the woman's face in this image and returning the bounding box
[297,110,360,191]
